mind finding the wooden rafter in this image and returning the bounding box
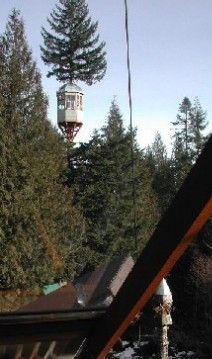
[78,136,212,359]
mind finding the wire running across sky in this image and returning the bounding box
[124,0,137,252]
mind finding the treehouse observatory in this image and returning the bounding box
[57,83,84,142]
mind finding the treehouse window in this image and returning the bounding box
[77,95,80,109]
[80,95,83,111]
[66,95,75,110]
[58,94,65,110]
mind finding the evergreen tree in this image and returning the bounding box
[0,101,10,245]
[68,132,112,264]
[171,97,209,192]
[171,97,193,193]
[68,100,158,263]
[169,98,211,350]
[101,102,159,257]
[0,9,40,130]
[0,10,88,289]
[189,97,208,160]
[150,132,167,166]
[170,134,191,193]
[0,10,51,288]
[100,101,138,256]
[172,97,192,157]
[145,133,174,214]
[41,0,107,84]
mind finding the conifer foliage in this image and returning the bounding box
[172,97,208,164]
[68,100,159,264]
[171,97,209,193]
[0,10,211,346]
[41,0,107,84]
[144,104,211,350]
[145,133,174,215]
[0,10,87,289]
[172,97,192,156]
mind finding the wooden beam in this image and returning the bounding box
[0,310,104,345]
[78,136,212,359]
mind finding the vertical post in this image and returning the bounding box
[153,279,173,359]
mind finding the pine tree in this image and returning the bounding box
[171,97,209,192]
[189,97,208,160]
[172,97,192,157]
[68,131,113,264]
[0,9,40,130]
[41,0,107,84]
[68,100,159,263]
[100,101,137,256]
[171,97,193,193]
[0,10,88,289]
[145,133,174,214]
[0,10,49,288]
[0,101,9,244]
[170,134,188,192]
[0,96,30,288]
[169,98,211,349]
[150,132,167,167]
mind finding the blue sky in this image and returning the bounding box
[0,0,211,149]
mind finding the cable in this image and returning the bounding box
[124,0,137,252]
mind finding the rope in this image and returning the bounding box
[124,0,137,252]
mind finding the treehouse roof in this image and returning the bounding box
[57,83,83,94]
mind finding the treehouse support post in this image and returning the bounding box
[153,279,173,359]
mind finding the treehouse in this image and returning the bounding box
[57,83,84,142]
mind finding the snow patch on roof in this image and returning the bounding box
[57,83,83,94]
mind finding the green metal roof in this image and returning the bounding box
[57,83,83,94]
[42,283,61,295]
